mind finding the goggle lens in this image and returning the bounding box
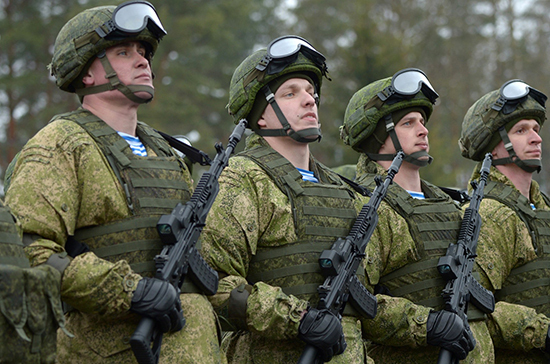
[268,37,321,59]
[500,80,530,100]
[492,79,547,112]
[256,35,327,75]
[378,68,439,104]
[393,69,436,96]
[98,1,166,40]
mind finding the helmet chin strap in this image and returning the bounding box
[492,127,541,173]
[75,51,154,104]
[367,114,433,167]
[254,85,322,143]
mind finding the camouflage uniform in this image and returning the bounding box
[467,164,550,363]
[0,199,68,363]
[5,110,224,364]
[202,133,374,364]
[458,80,550,363]
[355,157,494,364]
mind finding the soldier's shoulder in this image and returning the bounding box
[479,198,516,223]
[25,118,92,152]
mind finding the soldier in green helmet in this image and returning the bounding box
[199,35,374,363]
[459,79,550,363]
[340,68,496,363]
[5,2,224,363]
[0,198,69,363]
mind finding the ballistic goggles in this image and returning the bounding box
[95,1,166,40]
[255,35,328,76]
[492,79,547,113]
[377,68,439,104]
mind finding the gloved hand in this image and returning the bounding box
[130,277,185,333]
[298,308,347,362]
[427,310,476,360]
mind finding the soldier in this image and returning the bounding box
[339,68,494,363]
[0,199,68,363]
[200,35,373,363]
[5,2,223,363]
[459,79,550,363]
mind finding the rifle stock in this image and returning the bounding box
[436,153,495,364]
[297,151,404,364]
[130,119,248,364]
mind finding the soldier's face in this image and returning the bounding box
[258,78,319,137]
[493,119,542,161]
[379,111,430,158]
[83,41,153,101]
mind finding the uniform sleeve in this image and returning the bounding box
[360,200,432,347]
[5,121,141,318]
[475,199,549,351]
[201,158,308,340]
[487,301,549,351]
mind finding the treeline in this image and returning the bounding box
[2,0,549,193]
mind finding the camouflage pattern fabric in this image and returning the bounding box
[356,157,495,364]
[201,133,373,363]
[467,163,550,363]
[5,116,225,363]
[0,200,66,364]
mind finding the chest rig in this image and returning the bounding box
[242,142,362,308]
[484,181,550,315]
[360,174,464,311]
[0,202,29,268]
[56,110,192,278]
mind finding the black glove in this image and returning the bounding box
[298,308,347,362]
[130,277,185,333]
[427,310,476,360]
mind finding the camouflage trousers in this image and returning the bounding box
[57,293,226,364]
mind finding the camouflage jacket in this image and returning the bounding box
[469,164,550,363]
[356,155,494,364]
[5,111,224,364]
[201,133,374,364]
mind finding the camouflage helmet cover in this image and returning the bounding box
[459,89,546,161]
[341,76,434,153]
[50,5,160,93]
[227,48,324,127]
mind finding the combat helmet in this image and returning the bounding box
[49,1,166,104]
[340,68,438,166]
[459,79,547,173]
[227,35,329,143]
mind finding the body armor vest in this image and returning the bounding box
[484,181,550,315]
[359,173,464,311]
[54,110,192,279]
[243,142,362,308]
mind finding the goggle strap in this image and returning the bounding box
[377,87,394,102]
[74,32,102,50]
[255,55,272,72]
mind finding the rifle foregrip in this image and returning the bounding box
[188,248,219,295]
[130,317,159,364]
[349,275,377,319]
[297,344,322,364]
[469,277,495,314]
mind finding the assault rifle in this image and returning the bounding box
[130,119,248,364]
[436,153,495,364]
[298,151,405,364]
